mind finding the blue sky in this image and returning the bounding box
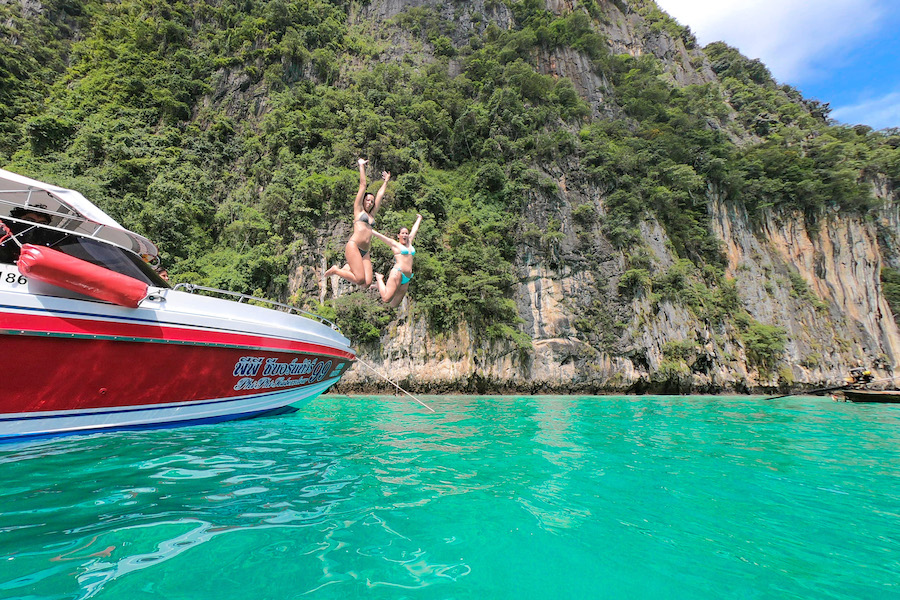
[655,0,900,130]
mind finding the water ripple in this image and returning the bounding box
[1,396,898,599]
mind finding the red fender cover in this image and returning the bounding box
[17,244,149,308]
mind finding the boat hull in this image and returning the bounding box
[1,378,338,441]
[1,275,355,441]
[842,390,900,404]
[1,333,351,440]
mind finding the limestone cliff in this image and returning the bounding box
[5,0,896,394]
[325,0,900,393]
[337,193,900,394]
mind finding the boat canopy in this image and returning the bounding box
[0,168,158,260]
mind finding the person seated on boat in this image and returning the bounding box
[0,206,55,264]
[324,159,390,288]
[372,214,423,307]
[846,366,874,387]
[152,260,169,282]
[11,205,53,226]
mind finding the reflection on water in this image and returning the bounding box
[521,399,591,532]
[1,395,898,599]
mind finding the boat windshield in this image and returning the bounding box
[0,217,169,288]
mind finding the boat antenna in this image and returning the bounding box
[356,357,436,413]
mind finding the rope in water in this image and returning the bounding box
[356,357,435,413]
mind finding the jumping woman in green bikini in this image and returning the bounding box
[372,214,423,307]
[325,158,390,287]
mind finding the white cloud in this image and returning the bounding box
[655,0,884,83]
[830,91,900,130]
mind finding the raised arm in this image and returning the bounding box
[408,214,423,243]
[353,158,368,213]
[372,171,390,215]
[370,228,402,251]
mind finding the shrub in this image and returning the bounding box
[330,293,393,345]
[743,322,787,372]
[618,268,651,296]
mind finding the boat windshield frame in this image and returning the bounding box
[0,179,158,261]
[0,214,169,288]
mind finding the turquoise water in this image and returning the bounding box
[2,395,898,599]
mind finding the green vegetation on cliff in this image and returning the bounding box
[1,0,898,357]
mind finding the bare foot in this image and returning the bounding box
[324,265,337,277]
[375,272,384,284]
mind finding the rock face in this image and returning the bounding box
[331,0,900,393]
[340,200,900,393]
[711,194,900,378]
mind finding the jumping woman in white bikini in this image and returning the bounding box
[325,158,389,287]
[371,214,423,307]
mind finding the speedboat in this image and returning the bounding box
[0,168,355,441]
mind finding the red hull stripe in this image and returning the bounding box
[0,334,353,413]
[0,309,355,360]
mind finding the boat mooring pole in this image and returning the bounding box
[356,358,436,413]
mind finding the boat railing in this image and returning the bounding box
[172,283,342,332]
